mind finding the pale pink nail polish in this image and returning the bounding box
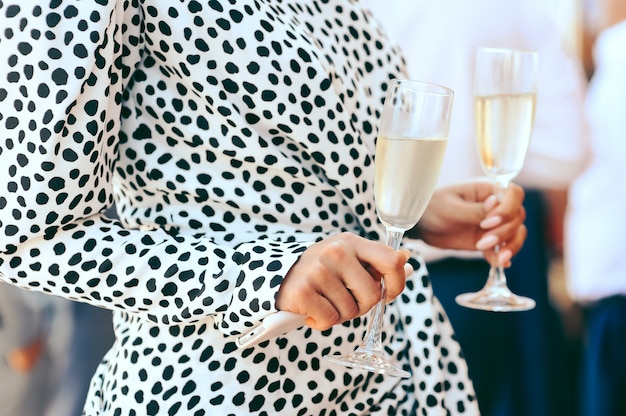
[476,234,499,250]
[498,249,513,265]
[483,194,498,211]
[480,215,502,229]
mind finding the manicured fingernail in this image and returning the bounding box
[480,215,502,229]
[498,249,513,265]
[476,234,499,250]
[483,194,498,210]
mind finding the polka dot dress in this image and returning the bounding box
[0,1,478,414]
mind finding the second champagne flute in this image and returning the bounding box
[456,47,538,312]
[324,79,454,377]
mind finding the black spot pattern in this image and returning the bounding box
[0,1,477,414]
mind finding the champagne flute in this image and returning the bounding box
[455,47,538,312]
[325,79,454,377]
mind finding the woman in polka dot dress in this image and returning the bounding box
[0,1,527,415]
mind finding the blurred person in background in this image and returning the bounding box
[367,1,590,415]
[0,283,67,416]
[44,302,114,416]
[0,282,114,416]
[565,0,626,415]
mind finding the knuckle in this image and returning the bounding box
[318,310,340,330]
[388,250,407,270]
[321,240,350,263]
[306,261,329,280]
[338,231,357,242]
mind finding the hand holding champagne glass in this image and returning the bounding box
[455,47,538,312]
[325,79,453,377]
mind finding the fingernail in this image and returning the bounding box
[498,249,513,265]
[483,194,498,211]
[480,215,502,229]
[476,234,499,250]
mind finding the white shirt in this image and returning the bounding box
[368,0,590,261]
[565,21,626,304]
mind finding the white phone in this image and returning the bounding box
[236,311,307,348]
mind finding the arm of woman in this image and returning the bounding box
[0,2,307,337]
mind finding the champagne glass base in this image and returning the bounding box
[455,288,536,312]
[324,347,411,378]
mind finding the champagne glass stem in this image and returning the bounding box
[491,180,507,277]
[484,245,506,289]
[385,228,405,252]
[492,246,506,285]
[484,182,508,289]
[360,228,403,352]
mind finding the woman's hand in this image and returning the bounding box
[408,181,527,266]
[275,232,413,331]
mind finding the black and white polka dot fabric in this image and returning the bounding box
[0,1,478,414]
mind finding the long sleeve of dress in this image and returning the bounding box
[0,2,309,335]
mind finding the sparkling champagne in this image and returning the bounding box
[374,135,448,230]
[475,93,536,184]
